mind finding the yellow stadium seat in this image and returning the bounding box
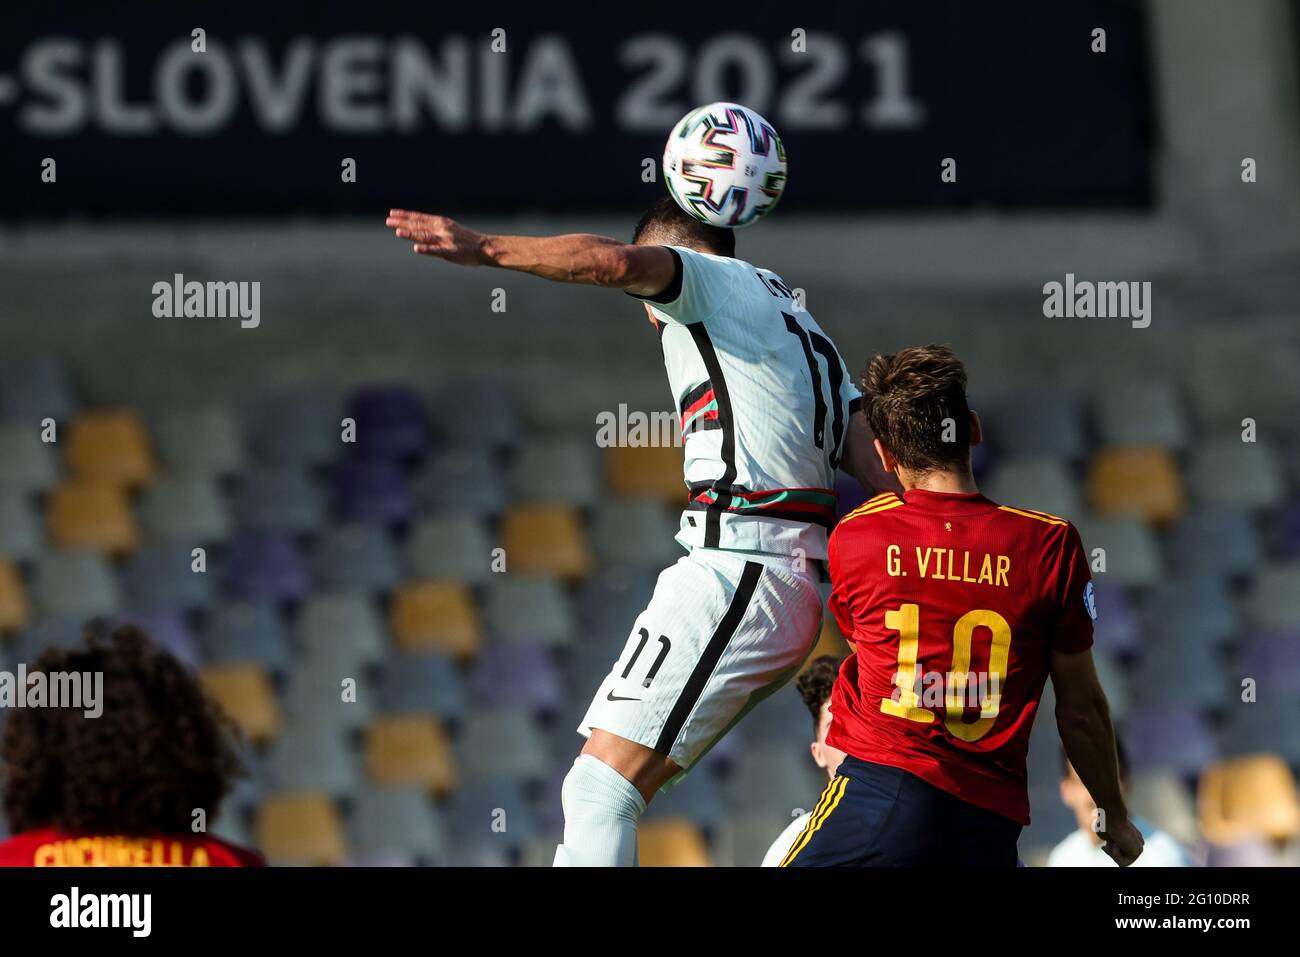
[502,503,592,580]
[199,664,281,744]
[256,793,347,866]
[66,410,156,489]
[638,818,711,867]
[0,558,30,632]
[48,481,139,553]
[1088,445,1184,524]
[1198,754,1300,844]
[365,714,458,795]
[607,445,686,504]
[390,580,482,658]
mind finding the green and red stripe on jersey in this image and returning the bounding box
[688,485,838,529]
[678,380,721,436]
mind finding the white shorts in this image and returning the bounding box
[578,547,823,776]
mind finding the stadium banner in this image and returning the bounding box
[2,1,1151,216]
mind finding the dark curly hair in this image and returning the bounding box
[1,623,243,835]
[795,655,845,730]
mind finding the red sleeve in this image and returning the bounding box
[827,527,855,639]
[1051,524,1095,654]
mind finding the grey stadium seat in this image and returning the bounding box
[32,552,121,619]
[481,576,576,648]
[1072,515,1162,588]
[153,405,247,476]
[984,456,1083,521]
[456,707,550,783]
[0,423,60,493]
[139,475,231,543]
[1095,381,1189,450]
[404,514,495,586]
[0,491,43,561]
[1187,436,1285,511]
[589,500,682,569]
[509,438,599,509]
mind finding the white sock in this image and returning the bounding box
[552,754,647,867]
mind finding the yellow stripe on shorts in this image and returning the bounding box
[779,775,849,867]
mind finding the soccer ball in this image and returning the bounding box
[662,102,787,229]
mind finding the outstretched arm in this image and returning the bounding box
[1050,647,1144,866]
[385,209,677,297]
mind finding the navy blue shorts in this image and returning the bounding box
[780,756,1022,867]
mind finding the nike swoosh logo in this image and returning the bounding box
[606,691,642,702]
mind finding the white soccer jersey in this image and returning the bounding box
[762,810,812,867]
[1046,820,1192,868]
[633,245,861,561]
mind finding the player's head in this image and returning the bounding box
[1,623,242,836]
[1059,740,1130,840]
[796,655,848,779]
[860,344,982,487]
[632,197,736,258]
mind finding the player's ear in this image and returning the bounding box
[968,410,983,448]
[873,438,896,473]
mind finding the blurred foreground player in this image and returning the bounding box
[1049,742,1190,867]
[761,655,847,866]
[783,346,1142,867]
[0,624,262,867]
[385,200,893,866]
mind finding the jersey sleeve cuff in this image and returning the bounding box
[625,247,684,305]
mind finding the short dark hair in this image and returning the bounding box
[861,344,971,474]
[795,655,844,729]
[632,197,735,257]
[1,623,243,835]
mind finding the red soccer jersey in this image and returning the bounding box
[0,829,265,867]
[826,488,1094,825]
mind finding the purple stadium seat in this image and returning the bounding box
[1089,581,1140,658]
[1124,705,1216,775]
[0,358,76,422]
[970,438,994,483]
[346,386,430,462]
[1271,496,1300,560]
[834,471,869,521]
[223,531,309,604]
[471,641,562,713]
[1239,631,1300,696]
[1205,838,1283,867]
[535,764,569,832]
[331,460,414,526]
[431,380,519,450]
[116,609,202,668]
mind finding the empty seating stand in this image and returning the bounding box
[0,369,1294,870]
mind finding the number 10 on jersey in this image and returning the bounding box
[881,603,1012,743]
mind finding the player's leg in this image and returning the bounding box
[551,731,680,868]
[556,550,821,866]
